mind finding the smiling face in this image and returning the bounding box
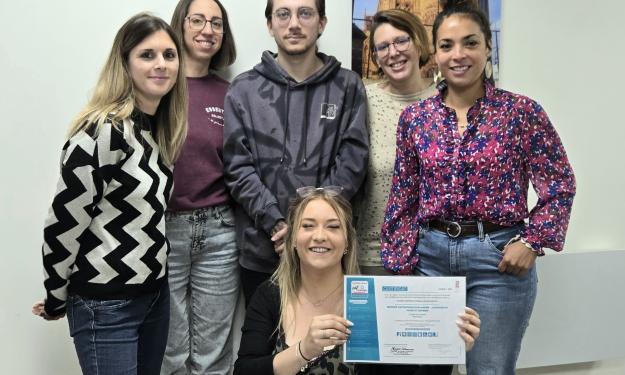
[295,198,346,273]
[373,23,422,89]
[267,0,326,56]
[128,29,179,114]
[434,14,490,92]
[183,0,224,67]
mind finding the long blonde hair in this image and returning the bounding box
[67,13,187,166]
[271,190,360,332]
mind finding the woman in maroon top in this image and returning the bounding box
[381,1,576,373]
[161,1,238,374]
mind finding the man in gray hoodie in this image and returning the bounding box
[223,0,369,303]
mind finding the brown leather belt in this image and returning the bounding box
[428,219,511,238]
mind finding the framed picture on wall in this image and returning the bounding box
[351,0,501,83]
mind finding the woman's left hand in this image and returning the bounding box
[32,301,64,321]
[457,307,480,351]
[498,241,537,276]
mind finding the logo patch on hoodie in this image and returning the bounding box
[320,103,338,120]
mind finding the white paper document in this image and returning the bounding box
[343,275,466,364]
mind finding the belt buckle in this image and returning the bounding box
[446,221,462,238]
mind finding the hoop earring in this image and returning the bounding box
[484,59,493,80]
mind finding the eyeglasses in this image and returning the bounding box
[272,7,317,25]
[373,35,412,58]
[296,186,344,198]
[185,15,225,34]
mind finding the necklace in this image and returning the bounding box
[301,282,344,307]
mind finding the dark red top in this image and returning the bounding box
[168,74,230,211]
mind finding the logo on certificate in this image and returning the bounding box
[350,281,368,295]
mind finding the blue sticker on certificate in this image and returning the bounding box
[344,277,380,361]
[343,275,466,364]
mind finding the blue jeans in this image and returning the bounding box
[415,224,537,375]
[161,205,239,375]
[67,281,170,375]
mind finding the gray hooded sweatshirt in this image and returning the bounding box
[223,51,369,273]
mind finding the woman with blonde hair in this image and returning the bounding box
[235,187,480,375]
[235,187,357,375]
[161,0,238,373]
[32,12,187,374]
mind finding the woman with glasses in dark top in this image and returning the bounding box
[161,1,237,374]
[235,187,480,375]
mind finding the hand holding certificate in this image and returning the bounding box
[344,276,477,365]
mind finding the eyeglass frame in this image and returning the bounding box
[185,14,226,34]
[295,185,344,198]
[271,7,319,25]
[372,35,412,58]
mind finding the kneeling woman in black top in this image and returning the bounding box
[235,187,480,375]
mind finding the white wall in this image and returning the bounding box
[0,0,623,373]
[499,0,625,254]
[494,1,625,373]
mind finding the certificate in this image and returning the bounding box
[343,275,466,364]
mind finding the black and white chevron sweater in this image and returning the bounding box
[42,111,173,316]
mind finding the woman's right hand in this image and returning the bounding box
[300,314,353,359]
[32,300,64,321]
[271,221,288,256]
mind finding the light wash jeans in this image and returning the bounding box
[415,224,537,375]
[67,281,170,375]
[161,204,239,375]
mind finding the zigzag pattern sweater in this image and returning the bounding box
[42,112,173,316]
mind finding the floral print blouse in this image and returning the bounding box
[380,81,576,274]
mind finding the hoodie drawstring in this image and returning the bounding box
[280,82,311,166]
[279,83,291,164]
[316,83,335,185]
[302,84,309,165]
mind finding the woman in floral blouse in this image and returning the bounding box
[380,1,576,374]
